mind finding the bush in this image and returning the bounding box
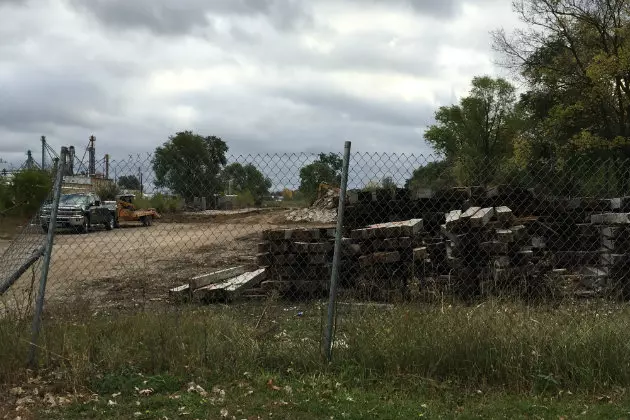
[134,194,183,214]
[11,169,53,217]
[95,182,120,201]
[234,190,255,208]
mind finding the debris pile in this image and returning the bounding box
[255,227,339,297]
[285,189,339,223]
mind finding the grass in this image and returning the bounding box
[3,300,630,417]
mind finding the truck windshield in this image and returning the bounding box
[59,195,89,205]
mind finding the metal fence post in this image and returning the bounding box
[27,147,67,368]
[324,141,351,362]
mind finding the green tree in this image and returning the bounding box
[11,169,53,217]
[493,0,630,192]
[381,176,397,190]
[118,175,141,190]
[298,153,343,201]
[220,163,272,205]
[153,131,228,201]
[405,160,457,190]
[424,76,520,185]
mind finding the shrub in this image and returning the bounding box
[234,190,255,208]
[95,182,120,201]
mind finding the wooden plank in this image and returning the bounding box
[470,207,495,227]
[189,266,247,290]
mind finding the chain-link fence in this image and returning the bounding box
[4,147,630,386]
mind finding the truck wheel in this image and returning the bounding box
[104,214,115,231]
[78,216,89,234]
[141,215,153,227]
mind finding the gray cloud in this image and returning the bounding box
[68,0,312,35]
[0,0,519,170]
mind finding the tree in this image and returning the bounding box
[220,163,272,205]
[118,175,141,190]
[381,176,397,190]
[424,76,520,185]
[298,153,343,201]
[11,169,53,217]
[492,0,630,191]
[152,131,228,201]
[405,160,457,190]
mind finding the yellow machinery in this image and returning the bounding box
[116,194,161,226]
[317,182,340,199]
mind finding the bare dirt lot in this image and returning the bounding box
[0,209,332,314]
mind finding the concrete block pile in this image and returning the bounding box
[349,219,427,299]
[256,227,339,297]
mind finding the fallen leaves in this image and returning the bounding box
[266,379,281,391]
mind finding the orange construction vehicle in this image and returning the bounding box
[105,194,161,227]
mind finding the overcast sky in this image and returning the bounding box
[1,0,521,168]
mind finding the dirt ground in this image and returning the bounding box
[0,209,333,314]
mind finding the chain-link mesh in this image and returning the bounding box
[5,151,630,373]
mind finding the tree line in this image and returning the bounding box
[409,0,630,197]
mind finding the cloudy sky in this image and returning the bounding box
[1,0,521,169]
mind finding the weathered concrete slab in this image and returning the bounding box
[496,229,514,243]
[445,210,462,229]
[362,219,424,238]
[494,206,514,223]
[190,266,247,290]
[460,206,481,221]
[591,213,630,225]
[491,256,511,268]
[194,268,267,300]
[262,228,323,241]
[413,247,427,261]
[601,253,630,267]
[169,284,190,300]
[480,241,509,255]
[359,251,401,267]
[292,241,333,254]
[600,226,630,238]
[470,207,495,227]
[372,237,413,251]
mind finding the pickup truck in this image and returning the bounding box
[40,192,117,234]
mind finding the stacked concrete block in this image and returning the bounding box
[256,227,337,297]
[439,206,539,296]
[349,219,426,300]
[591,215,630,296]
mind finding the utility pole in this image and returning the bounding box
[41,136,46,170]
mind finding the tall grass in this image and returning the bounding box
[2,301,630,392]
